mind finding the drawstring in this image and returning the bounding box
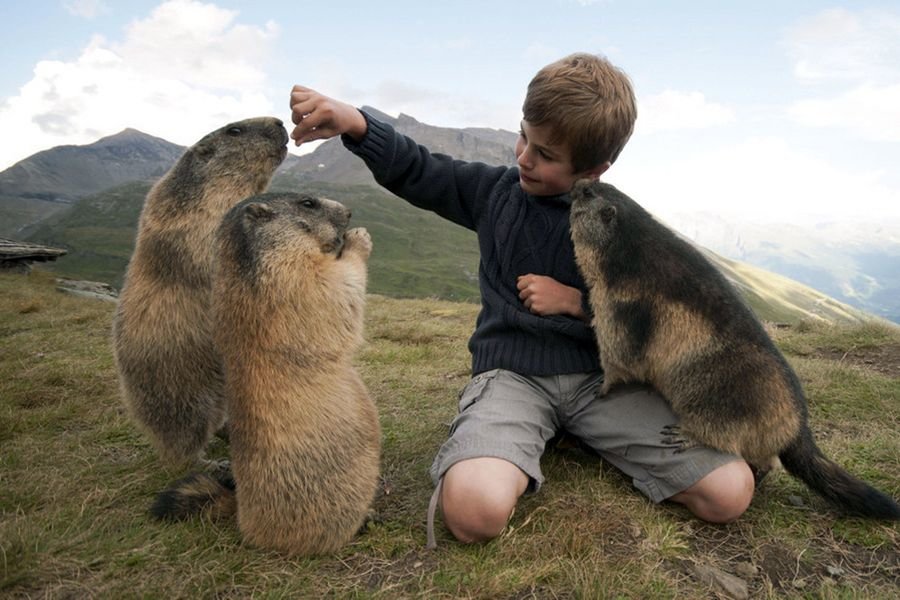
[425,477,443,550]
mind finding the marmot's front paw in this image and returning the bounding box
[660,425,699,454]
[343,227,373,257]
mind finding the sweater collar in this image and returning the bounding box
[528,190,572,206]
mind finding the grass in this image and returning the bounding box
[1,271,898,598]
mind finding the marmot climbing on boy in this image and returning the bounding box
[152,191,381,555]
[569,178,899,519]
[112,117,288,467]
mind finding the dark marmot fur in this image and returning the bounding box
[569,179,899,519]
[113,117,288,467]
[152,192,381,556]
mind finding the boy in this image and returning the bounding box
[289,53,754,544]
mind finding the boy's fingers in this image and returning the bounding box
[290,98,316,125]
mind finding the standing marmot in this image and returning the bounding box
[113,117,288,467]
[569,179,899,519]
[152,191,381,556]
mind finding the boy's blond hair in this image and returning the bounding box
[523,53,637,172]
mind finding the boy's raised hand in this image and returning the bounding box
[289,85,368,146]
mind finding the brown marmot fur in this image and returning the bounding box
[152,191,381,556]
[569,179,899,519]
[113,117,288,467]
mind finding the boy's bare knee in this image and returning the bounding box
[440,458,528,543]
[673,460,754,524]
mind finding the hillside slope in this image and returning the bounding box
[0,129,184,236]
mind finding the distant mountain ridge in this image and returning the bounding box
[274,106,518,187]
[2,111,892,325]
[667,213,900,324]
[0,129,185,236]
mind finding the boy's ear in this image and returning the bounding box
[588,161,611,179]
[577,161,611,181]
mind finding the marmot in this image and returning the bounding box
[113,117,288,467]
[152,191,381,556]
[569,179,899,519]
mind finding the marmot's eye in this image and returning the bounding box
[302,199,316,208]
[226,126,243,136]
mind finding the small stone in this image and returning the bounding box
[787,494,805,507]
[733,561,758,579]
[825,565,845,578]
[691,563,749,600]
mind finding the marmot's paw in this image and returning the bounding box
[344,227,373,257]
[660,425,699,454]
[200,458,233,486]
[593,380,613,400]
[749,464,770,488]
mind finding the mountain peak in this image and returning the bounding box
[92,128,175,148]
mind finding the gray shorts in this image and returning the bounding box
[429,368,740,503]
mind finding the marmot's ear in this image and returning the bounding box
[600,205,616,225]
[244,202,275,220]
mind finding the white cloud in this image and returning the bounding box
[783,8,900,142]
[116,0,278,92]
[785,8,900,84]
[788,83,900,142]
[612,136,898,224]
[0,0,278,170]
[635,90,735,135]
[63,0,109,19]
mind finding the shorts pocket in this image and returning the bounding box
[457,369,500,413]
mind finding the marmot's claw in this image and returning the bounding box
[660,424,696,453]
[593,384,613,401]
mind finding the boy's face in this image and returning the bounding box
[515,120,608,196]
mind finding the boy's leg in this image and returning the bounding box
[563,378,754,523]
[669,460,754,523]
[440,457,529,542]
[429,369,559,544]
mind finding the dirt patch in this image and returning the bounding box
[683,521,900,596]
[815,343,900,378]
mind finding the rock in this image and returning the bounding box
[55,278,118,302]
[787,494,806,508]
[733,561,759,579]
[691,562,749,600]
[825,565,845,578]
[0,238,67,272]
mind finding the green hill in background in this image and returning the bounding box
[25,180,482,303]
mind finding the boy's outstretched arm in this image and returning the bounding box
[289,85,368,145]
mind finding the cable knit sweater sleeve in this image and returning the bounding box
[341,110,507,231]
[342,109,601,376]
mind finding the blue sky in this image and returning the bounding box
[2,1,899,225]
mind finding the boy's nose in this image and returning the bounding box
[517,150,532,170]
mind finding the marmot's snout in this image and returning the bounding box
[570,178,598,202]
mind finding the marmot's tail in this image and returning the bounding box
[150,471,236,521]
[779,428,899,519]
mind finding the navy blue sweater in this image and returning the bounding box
[343,112,600,376]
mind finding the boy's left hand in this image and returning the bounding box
[517,274,586,320]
